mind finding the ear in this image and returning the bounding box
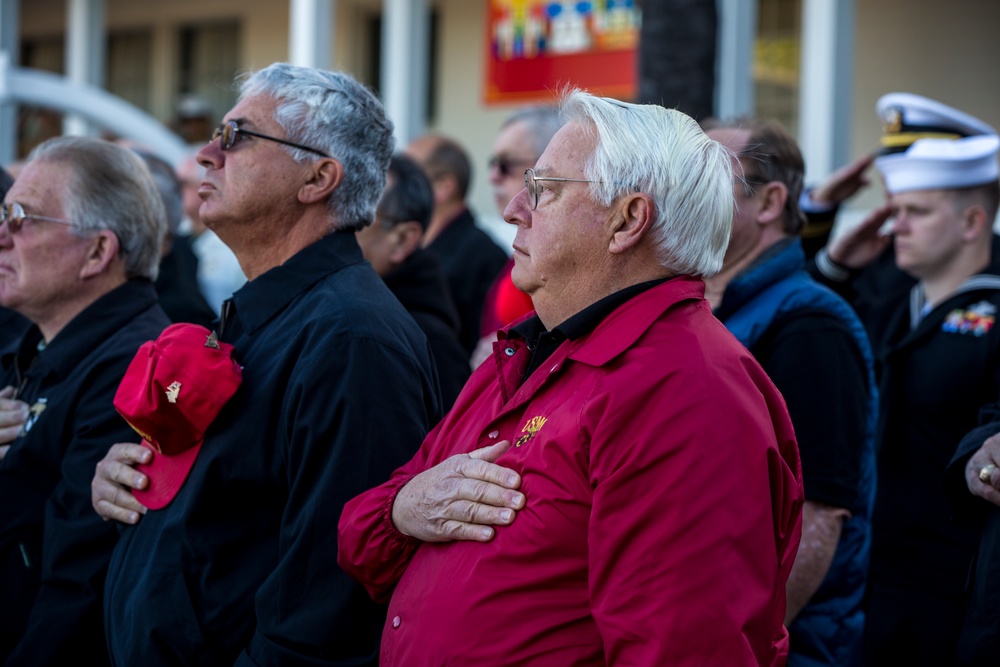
[961,203,989,242]
[298,158,344,205]
[387,221,425,265]
[755,181,788,225]
[79,230,121,279]
[609,193,655,255]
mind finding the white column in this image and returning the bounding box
[0,0,20,166]
[63,0,105,137]
[798,0,855,183]
[715,0,756,120]
[382,0,428,148]
[289,0,334,69]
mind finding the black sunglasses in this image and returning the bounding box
[211,120,330,158]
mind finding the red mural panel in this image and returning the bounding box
[484,0,640,105]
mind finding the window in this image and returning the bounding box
[754,0,801,134]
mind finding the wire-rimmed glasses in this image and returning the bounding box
[0,202,76,234]
[523,168,600,210]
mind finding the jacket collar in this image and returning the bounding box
[568,275,707,367]
[226,231,364,337]
[2,279,160,383]
[714,237,803,320]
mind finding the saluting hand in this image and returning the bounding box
[827,202,894,269]
[392,440,525,543]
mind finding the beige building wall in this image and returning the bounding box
[15,0,1000,237]
[847,0,1000,213]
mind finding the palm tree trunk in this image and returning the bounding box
[638,0,717,120]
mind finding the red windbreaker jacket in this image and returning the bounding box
[339,275,804,666]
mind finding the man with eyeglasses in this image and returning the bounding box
[702,118,876,667]
[92,64,440,667]
[339,91,804,665]
[0,137,170,665]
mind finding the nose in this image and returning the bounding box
[889,212,907,234]
[197,137,224,170]
[503,187,531,227]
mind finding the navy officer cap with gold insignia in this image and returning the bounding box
[875,134,1000,194]
[877,93,996,154]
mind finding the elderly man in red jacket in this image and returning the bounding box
[339,90,804,667]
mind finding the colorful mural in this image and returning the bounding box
[484,0,641,105]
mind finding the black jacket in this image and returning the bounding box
[382,248,469,411]
[0,280,169,666]
[425,209,507,355]
[105,232,440,667]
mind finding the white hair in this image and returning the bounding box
[559,91,734,277]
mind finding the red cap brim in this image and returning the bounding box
[133,438,203,510]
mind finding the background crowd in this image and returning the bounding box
[0,58,999,667]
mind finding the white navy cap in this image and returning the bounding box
[877,93,996,154]
[875,134,1000,194]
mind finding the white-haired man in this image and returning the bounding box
[91,64,440,666]
[339,91,804,666]
[0,137,170,665]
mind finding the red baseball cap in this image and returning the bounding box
[114,323,242,509]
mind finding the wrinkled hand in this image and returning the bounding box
[967,433,1000,507]
[0,385,29,458]
[827,202,893,269]
[92,443,152,524]
[811,154,876,207]
[392,440,525,542]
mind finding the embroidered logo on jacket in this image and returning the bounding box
[942,301,996,337]
[22,398,47,435]
[515,416,547,447]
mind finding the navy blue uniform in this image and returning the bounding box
[105,231,441,667]
[0,280,169,665]
[863,263,1000,664]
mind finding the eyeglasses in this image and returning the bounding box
[0,202,76,234]
[488,155,535,178]
[211,120,330,158]
[524,168,600,210]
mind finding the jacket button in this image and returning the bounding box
[392,615,401,629]
[504,347,515,356]
[488,430,499,439]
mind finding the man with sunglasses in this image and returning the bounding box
[702,118,876,667]
[339,91,804,665]
[470,106,563,367]
[93,64,440,667]
[0,137,170,665]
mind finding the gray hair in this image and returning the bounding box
[560,91,734,277]
[26,136,166,280]
[501,105,564,158]
[238,63,395,230]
